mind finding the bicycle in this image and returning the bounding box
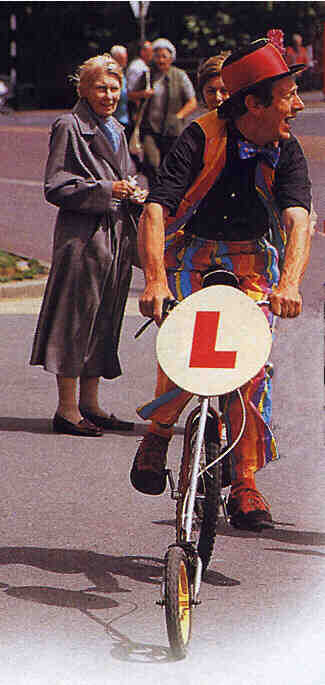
[135,268,272,658]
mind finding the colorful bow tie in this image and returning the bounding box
[238,139,280,168]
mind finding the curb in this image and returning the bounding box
[0,233,324,301]
[0,276,48,299]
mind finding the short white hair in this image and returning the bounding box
[152,38,176,62]
[111,45,127,59]
[70,54,123,97]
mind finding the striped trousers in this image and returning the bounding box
[138,230,280,481]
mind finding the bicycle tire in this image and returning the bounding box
[176,406,222,574]
[165,545,192,659]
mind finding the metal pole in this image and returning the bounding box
[323,22,325,97]
[140,2,145,42]
[9,13,17,107]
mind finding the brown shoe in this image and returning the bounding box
[130,432,170,495]
[53,413,102,437]
[80,409,134,432]
[227,485,274,531]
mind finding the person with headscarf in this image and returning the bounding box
[135,38,197,186]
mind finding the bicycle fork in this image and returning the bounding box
[184,397,209,541]
[162,397,210,607]
[184,396,210,603]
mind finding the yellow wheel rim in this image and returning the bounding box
[178,561,191,644]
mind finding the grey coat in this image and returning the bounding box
[30,99,137,379]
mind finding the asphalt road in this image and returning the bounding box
[0,97,324,684]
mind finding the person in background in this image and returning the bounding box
[304,28,316,91]
[286,33,308,67]
[136,38,197,186]
[127,40,153,114]
[30,54,146,436]
[127,41,154,167]
[196,52,230,111]
[111,45,131,138]
[286,33,308,88]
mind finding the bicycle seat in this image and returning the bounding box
[202,268,239,289]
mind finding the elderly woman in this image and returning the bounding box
[30,54,146,436]
[196,53,230,111]
[138,38,197,186]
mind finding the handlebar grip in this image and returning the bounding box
[162,298,178,316]
[134,299,178,339]
[134,317,154,339]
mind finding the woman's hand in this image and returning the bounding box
[127,175,148,204]
[112,180,135,199]
[112,180,147,203]
[129,187,148,204]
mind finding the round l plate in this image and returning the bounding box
[156,286,272,396]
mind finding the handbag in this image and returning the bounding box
[129,122,143,161]
[129,68,151,162]
[129,100,147,162]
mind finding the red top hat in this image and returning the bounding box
[219,38,305,115]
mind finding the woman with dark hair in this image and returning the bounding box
[30,54,146,436]
[197,53,230,111]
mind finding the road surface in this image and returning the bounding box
[0,98,324,684]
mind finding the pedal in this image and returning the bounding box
[220,494,229,523]
[156,577,166,607]
[166,468,179,500]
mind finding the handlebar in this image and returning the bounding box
[134,283,270,339]
[134,299,178,339]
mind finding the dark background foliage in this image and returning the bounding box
[1,1,324,109]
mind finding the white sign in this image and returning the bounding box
[156,286,272,396]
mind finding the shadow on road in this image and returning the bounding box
[3,583,173,664]
[215,521,325,547]
[0,547,164,585]
[0,417,168,438]
[0,545,240,662]
[0,417,51,434]
[0,547,178,663]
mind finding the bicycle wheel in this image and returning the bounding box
[176,406,222,574]
[165,545,192,658]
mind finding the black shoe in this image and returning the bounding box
[80,409,134,432]
[53,413,103,437]
[130,432,169,495]
[227,486,274,531]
